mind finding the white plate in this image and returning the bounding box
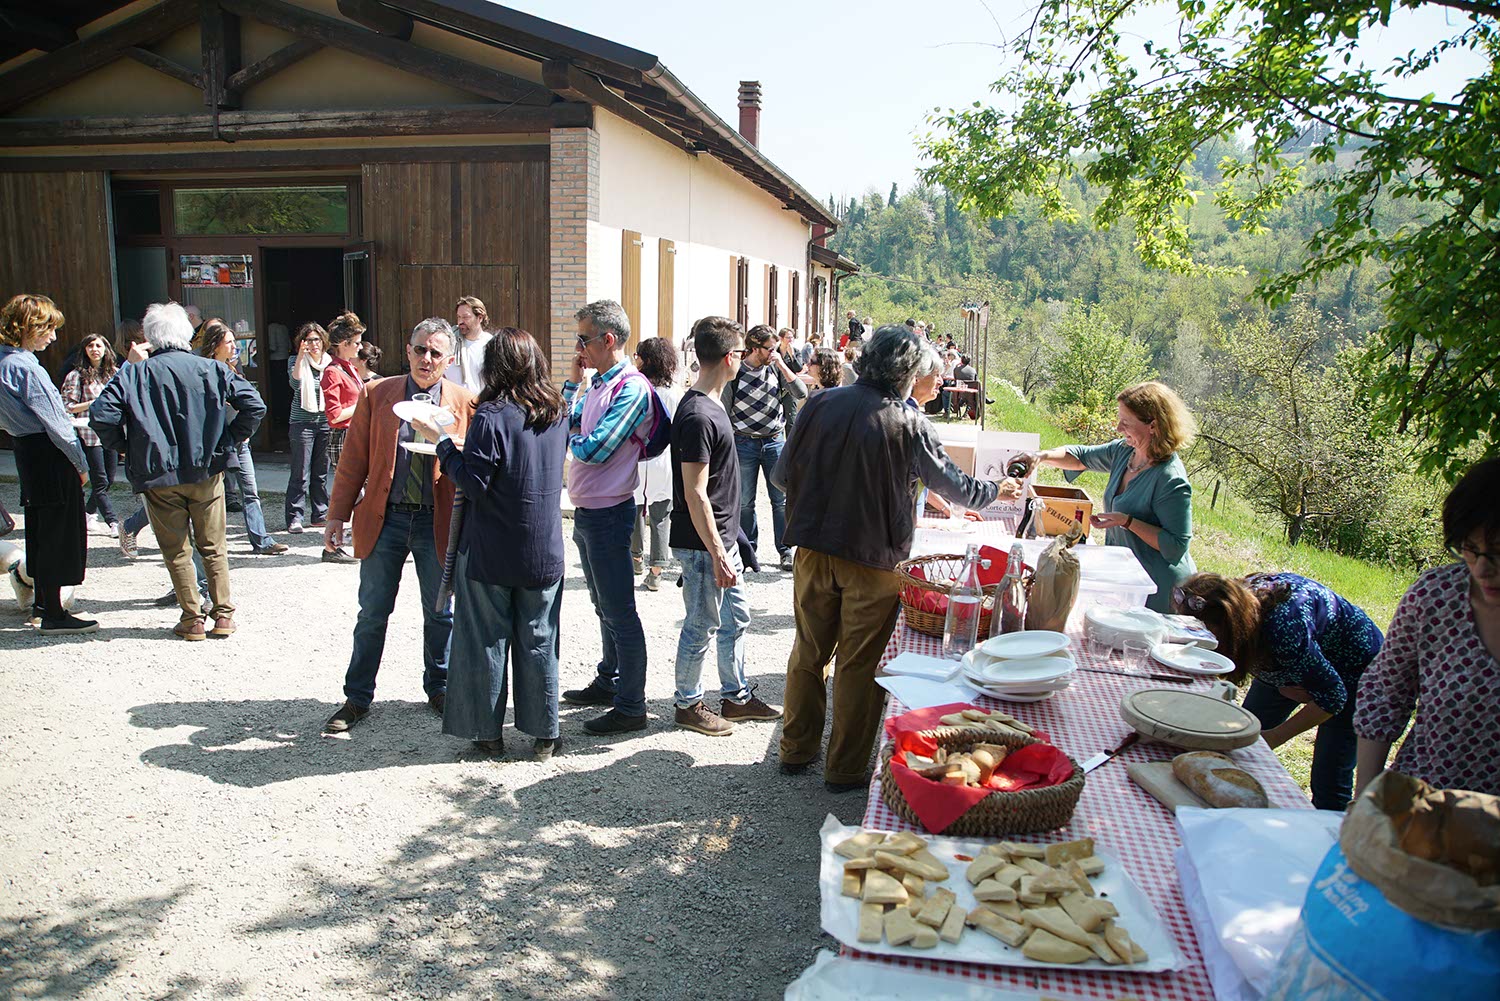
[818,816,1185,973]
[400,441,438,455]
[392,399,449,424]
[1085,607,1167,648]
[978,630,1071,660]
[973,653,1076,686]
[1151,642,1236,676]
[71,417,91,429]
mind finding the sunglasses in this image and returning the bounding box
[1171,587,1207,613]
[576,332,609,347]
[410,344,446,359]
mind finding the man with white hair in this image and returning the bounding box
[90,302,266,640]
[184,303,203,338]
[322,318,474,734]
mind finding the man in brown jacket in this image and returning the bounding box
[323,318,474,733]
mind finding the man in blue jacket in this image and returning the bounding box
[91,302,265,641]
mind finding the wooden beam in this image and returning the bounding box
[337,0,412,41]
[0,103,592,145]
[126,46,203,89]
[220,0,551,107]
[224,39,322,97]
[0,0,199,115]
[0,9,78,52]
[201,2,242,110]
[542,60,693,155]
[0,145,549,172]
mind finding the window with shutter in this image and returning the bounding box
[736,256,749,328]
[621,230,642,351]
[767,264,778,326]
[790,270,800,332]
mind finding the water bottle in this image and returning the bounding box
[941,543,984,660]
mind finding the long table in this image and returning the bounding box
[841,616,1311,1000]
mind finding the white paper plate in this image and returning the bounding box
[1085,607,1167,648]
[817,816,1185,973]
[978,630,1071,660]
[1151,642,1236,676]
[973,653,1076,686]
[392,399,448,424]
[399,441,438,455]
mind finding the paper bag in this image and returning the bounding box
[1024,535,1079,632]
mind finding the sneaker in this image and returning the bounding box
[209,615,236,638]
[632,555,644,575]
[118,529,138,559]
[644,571,660,592]
[561,680,615,706]
[428,692,446,715]
[309,519,327,529]
[533,737,562,761]
[674,701,733,736]
[154,589,180,607]
[321,547,358,565]
[104,521,119,539]
[583,709,648,735]
[325,701,369,733]
[779,552,795,572]
[287,520,305,535]
[254,542,289,556]
[85,513,107,535]
[173,618,206,642]
[721,695,782,722]
[39,613,99,635]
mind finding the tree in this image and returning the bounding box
[1045,303,1155,441]
[888,181,899,207]
[921,0,1500,473]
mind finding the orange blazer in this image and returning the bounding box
[328,375,475,560]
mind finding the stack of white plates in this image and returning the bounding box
[1084,607,1168,650]
[958,630,1074,702]
[1150,642,1236,676]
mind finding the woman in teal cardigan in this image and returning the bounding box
[1030,381,1197,612]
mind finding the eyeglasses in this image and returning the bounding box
[1452,543,1499,568]
[1171,587,1207,613]
[576,332,607,347]
[410,344,445,359]
[727,349,746,359]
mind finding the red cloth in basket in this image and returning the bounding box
[884,703,1074,834]
[906,546,1018,617]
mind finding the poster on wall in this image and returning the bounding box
[180,254,253,288]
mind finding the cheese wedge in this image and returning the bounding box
[861,869,908,906]
[966,855,1009,885]
[1063,860,1094,895]
[911,925,940,949]
[973,878,1018,902]
[834,831,886,859]
[1029,867,1079,896]
[1044,838,1095,867]
[938,902,967,944]
[857,902,884,943]
[1014,857,1052,877]
[983,899,1024,922]
[884,907,921,946]
[843,857,878,871]
[841,870,863,898]
[1000,841,1047,859]
[1021,905,1095,948]
[1017,876,1047,906]
[900,873,925,899]
[915,888,956,928]
[967,906,1028,947]
[877,849,949,882]
[980,843,1010,858]
[1058,890,1117,933]
[880,832,927,857]
[1074,855,1106,877]
[1102,920,1148,964]
[1022,928,1093,964]
[1085,931,1122,964]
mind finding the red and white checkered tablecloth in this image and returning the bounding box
[841,616,1312,1001]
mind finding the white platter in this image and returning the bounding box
[978,630,1071,660]
[1151,642,1236,676]
[392,399,451,424]
[818,815,1185,973]
[399,441,438,455]
[1085,607,1167,649]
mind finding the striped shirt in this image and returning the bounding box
[562,361,651,465]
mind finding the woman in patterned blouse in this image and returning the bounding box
[1174,571,1383,810]
[1355,458,1500,798]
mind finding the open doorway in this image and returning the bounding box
[262,248,345,450]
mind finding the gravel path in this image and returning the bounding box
[0,482,866,1000]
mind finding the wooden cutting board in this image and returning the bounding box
[1127,761,1209,814]
[1119,688,1261,750]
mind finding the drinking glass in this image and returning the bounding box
[1122,640,1152,674]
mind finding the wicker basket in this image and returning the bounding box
[895,552,1014,638]
[880,726,1085,836]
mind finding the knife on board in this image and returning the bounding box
[1081,732,1141,773]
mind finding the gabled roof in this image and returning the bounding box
[811,244,860,273]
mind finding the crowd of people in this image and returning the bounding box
[1,290,1495,801]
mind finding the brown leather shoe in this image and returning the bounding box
[428,692,446,715]
[209,615,236,638]
[674,701,733,736]
[174,618,206,642]
[721,695,782,722]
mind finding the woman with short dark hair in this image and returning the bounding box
[630,336,682,591]
[411,328,569,759]
[1355,457,1500,797]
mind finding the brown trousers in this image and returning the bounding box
[144,474,233,622]
[779,548,903,784]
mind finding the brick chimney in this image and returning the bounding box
[738,81,762,148]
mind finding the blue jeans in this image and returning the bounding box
[227,442,277,551]
[81,443,117,524]
[572,498,648,716]
[285,421,329,526]
[1243,678,1359,811]
[736,434,787,559]
[342,507,451,708]
[443,551,562,741]
[672,547,751,708]
[124,498,150,537]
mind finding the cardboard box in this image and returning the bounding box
[1030,484,1093,536]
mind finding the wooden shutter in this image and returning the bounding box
[657,238,675,340]
[790,270,800,332]
[736,256,749,328]
[621,230,642,350]
[767,264,778,327]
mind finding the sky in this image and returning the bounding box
[497,1,1490,206]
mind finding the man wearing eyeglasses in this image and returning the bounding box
[724,324,807,572]
[559,299,657,735]
[322,318,474,734]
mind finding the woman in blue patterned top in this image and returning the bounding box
[1174,571,1383,810]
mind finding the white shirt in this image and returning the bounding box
[445,330,492,393]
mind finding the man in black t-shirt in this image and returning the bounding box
[669,316,783,736]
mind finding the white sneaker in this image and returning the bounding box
[105,521,119,538]
[287,520,305,535]
[85,513,106,535]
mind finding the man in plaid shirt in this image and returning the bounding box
[721,324,807,572]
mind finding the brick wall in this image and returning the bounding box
[549,127,599,379]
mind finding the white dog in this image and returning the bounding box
[2,541,75,618]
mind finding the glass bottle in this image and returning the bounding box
[992,543,1028,636]
[941,544,984,660]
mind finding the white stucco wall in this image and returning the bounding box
[590,109,812,345]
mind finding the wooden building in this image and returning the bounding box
[0,0,849,447]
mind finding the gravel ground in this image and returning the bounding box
[0,481,867,1000]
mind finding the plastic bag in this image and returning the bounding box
[1023,535,1079,632]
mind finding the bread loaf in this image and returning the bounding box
[1171,751,1268,808]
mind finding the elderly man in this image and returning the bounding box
[322,319,474,733]
[772,325,1018,791]
[91,302,265,640]
[559,300,655,736]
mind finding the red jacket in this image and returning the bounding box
[321,358,363,430]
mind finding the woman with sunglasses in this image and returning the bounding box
[1354,458,1500,798]
[1173,571,1382,811]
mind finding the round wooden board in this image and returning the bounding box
[1119,688,1262,750]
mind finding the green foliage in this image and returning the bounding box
[921,0,1500,473]
[174,186,348,235]
[1045,305,1155,438]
